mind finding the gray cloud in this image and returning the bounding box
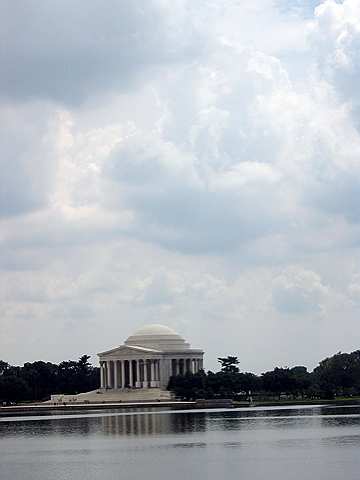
[2,0,360,372]
[0,0,203,105]
[102,47,294,254]
[272,267,328,315]
[0,103,57,217]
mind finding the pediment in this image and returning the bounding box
[98,344,162,358]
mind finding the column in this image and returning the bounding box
[191,359,195,374]
[176,359,180,375]
[151,360,155,380]
[136,360,141,388]
[156,359,161,386]
[143,359,148,388]
[150,360,156,387]
[107,361,112,389]
[114,360,119,389]
[129,360,133,388]
[100,362,104,388]
[121,360,125,389]
[160,358,171,389]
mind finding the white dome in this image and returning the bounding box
[125,323,190,351]
[132,324,178,336]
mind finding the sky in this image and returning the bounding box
[1,0,360,373]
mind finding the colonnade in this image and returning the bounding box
[171,358,203,376]
[100,359,161,389]
[100,357,203,389]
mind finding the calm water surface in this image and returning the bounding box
[1,404,360,480]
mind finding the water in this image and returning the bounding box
[1,404,360,480]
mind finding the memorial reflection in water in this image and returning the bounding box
[101,411,207,436]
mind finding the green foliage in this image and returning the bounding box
[169,370,261,400]
[0,376,31,402]
[218,356,240,373]
[168,350,360,401]
[0,361,10,375]
[312,350,360,398]
[168,371,208,400]
[260,366,311,399]
[0,356,99,404]
[2,349,360,404]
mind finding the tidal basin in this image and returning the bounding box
[1,405,360,480]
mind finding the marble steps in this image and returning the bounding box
[48,388,174,404]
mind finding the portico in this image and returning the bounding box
[98,324,204,390]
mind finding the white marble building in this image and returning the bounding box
[98,324,204,390]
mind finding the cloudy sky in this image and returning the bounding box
[1,0,360,373]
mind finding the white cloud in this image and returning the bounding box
[2,0,360,371]
[310,0,360,108]
[0,0,204,105]
[100,46,297,253]
[348,275,360,305]
[272,267,329,314]
[0,102,59,217]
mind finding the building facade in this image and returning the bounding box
[98,324,204,390]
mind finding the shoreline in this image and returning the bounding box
[0,400,196,416]
[1,397,360,417]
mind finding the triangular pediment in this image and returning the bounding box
[98,344,162,357]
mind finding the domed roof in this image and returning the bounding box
[125,323,190,351]
[131,324,179,337]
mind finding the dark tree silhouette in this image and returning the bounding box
[0,356,99,404]
[217,356,240,373]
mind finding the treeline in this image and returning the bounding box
[2,349,360,404]
[0,355,99,404]
[168,350,360,401]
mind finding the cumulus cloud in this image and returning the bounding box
[99,34,360,253]
[272,267,329,314]
[310,0,360,108]
[0,0,203,105]
[134,271,179,306]
[2,0,360,370]
[0,103,59,217]
[101,46,297,253]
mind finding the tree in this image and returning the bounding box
[168,371,207,400]
[290,366,312,398]
[0,376,31,403]
[218,356,240,373]
[312,350,360,397]
[56,356,99,394]
[21,361,58,400]
[238,372,262,394]
[0,355,100,403]
[261,368,297,398]
[0,361,10,375]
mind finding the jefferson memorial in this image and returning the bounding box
[98,324,204,391]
